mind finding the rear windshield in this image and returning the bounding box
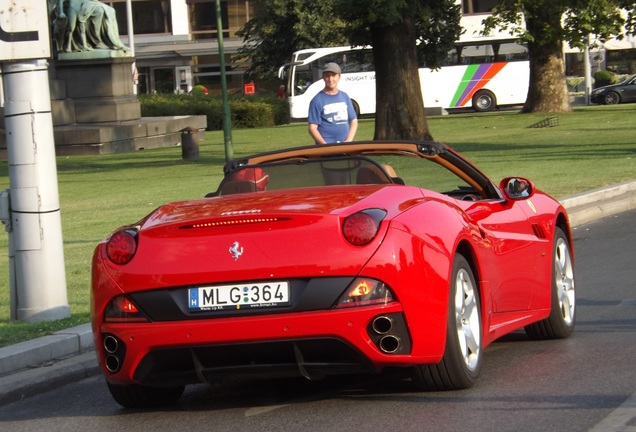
[214,154,479,198]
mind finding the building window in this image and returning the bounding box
[109,0,172,35]
[190,54,247,93]
[462,0,498,14]
[154,68,176,93]
[606,49,636,74]
[187,0,252,40]
[189,0,228,39]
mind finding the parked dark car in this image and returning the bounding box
[591,74,636,105]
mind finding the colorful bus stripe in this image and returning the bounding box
[450,62,508,107]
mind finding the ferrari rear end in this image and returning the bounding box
[92,141,577,407]
[91,184,449,405]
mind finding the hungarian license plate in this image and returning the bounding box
[188,281,290,311]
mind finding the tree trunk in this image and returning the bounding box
[372,15,433,141]
[523,5,572,113]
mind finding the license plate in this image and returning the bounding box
[188,281,290,311]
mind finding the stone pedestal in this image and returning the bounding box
[52,55,140,124]
[1,53,206,157]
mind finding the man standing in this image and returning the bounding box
[308,63,358,144]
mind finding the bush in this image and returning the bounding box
[611,74,629,84]
[566,77,585,92]
[593,70,612,88]
[138,93,290,130]
[191,85,208,96]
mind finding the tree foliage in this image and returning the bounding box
[237,0,461,140]
[482,0,636,113]
[336,0,461,70]
[236,0,348,79]
[336,0,461,140]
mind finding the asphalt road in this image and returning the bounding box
[0,208,635,432]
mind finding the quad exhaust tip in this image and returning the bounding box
[105,355,121,373]
[103,334,124,373]
[104,335,119,353]
[369,314,410,354]
[379,335,402,353]
[372,315,394,334]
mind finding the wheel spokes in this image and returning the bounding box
[555,238,575,325]
[455,269,481,370]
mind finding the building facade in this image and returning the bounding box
[107,0,635,96]
[108,0,253,95]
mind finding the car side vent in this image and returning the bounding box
[531,223,547,239]
[180,217,288,230]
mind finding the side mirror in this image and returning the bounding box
[500,177,534,200]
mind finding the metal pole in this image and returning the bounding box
[125,0,137,95]
[584,34,592,106]
[1,59,70,322]
[125,0,135,57]
[215,0,233,161]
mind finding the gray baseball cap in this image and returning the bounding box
[323,62,341,74]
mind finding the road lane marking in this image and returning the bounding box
[588,391,636,432]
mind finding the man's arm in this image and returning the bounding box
[308,123,326,144]
[344,118,358,142]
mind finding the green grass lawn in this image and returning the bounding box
[0,103,635,347]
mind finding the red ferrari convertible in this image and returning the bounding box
[91,141,576,407]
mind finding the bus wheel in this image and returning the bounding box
[472,90,496,112]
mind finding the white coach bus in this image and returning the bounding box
[278,38,529,119]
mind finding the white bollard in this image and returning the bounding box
[2,59,70,322]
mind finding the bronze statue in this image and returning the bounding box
[49,0,129,53]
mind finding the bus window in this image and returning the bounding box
[341,50,374,73]
[296,52,316,62]
[444,47,460,66]
[460,44,495,64]
[295,64,314,94]
[316,53,349,73]
[498,42,529,62]
[315,50,374,74]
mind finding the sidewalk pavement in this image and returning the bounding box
[1,179,636,405]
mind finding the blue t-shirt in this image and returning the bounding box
[308,90,357,143]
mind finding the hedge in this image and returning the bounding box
[138,93,290,130]
[593,70,613,88]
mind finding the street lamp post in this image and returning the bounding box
[215,0,234,162]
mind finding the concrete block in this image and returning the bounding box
[73,96,141,123]
[51,99,76,126]
[55,57,135,98]
[0,334,79,375]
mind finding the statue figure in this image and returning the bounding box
[49,0,68,52]
[49,0,129,53]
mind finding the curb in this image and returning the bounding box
[0,351,98,405]
[560,180,636,226]
[0,324,94,376]
[1,180,636,405]
[0,324,97,405]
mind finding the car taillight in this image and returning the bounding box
[335,278,395,308]
[104,295,148,323]
[106,229,138,264]
[342,209,387,246]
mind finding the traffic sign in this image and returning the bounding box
[0,0,51,61]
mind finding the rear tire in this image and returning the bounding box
[525,227,576,340]
[411,254,482,390]
[472,90,496,112]
[107,381,185,408]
